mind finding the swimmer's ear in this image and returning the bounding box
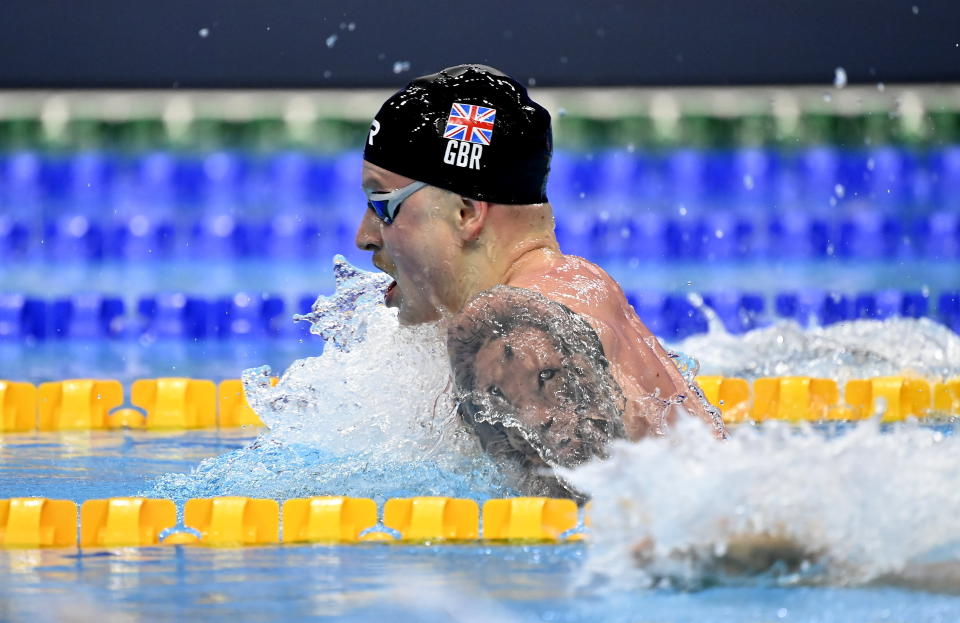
[457,197,490,242]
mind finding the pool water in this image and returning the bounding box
[5,538,960,623]
[2,432,960,623]
[3,303,960,621]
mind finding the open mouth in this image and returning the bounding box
[384,280,398,306]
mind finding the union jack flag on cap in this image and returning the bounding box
[444,102,496,145]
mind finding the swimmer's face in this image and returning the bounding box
[356,161,463,324]
[470,326,615,467]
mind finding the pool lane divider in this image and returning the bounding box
[0,496,583,549]
[0,377,276,433]
[2,375,959,433]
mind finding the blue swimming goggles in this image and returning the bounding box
[363,181,427,225]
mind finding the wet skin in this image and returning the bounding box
[450,288,627,470]
[356,160,725,470]
[355,162,467,325]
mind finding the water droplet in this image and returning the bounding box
[743,174,755,190]
[867,157,876,171]
[323,70,333,79]
[392,61,410,74]
[912,5,919,14]
[777,608,788,619]
[822,93,833,103]
[348,22,356,31]
[834,183,845,198]
[528,77,537,86]
[198,27,210,38]
[876,82,885,92]
[326,34,337,48]
[833,66,847,89]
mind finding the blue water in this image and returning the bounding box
[1,432,959,623]
[3,543,959,623]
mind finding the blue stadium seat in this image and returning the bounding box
[211,293,284,338]
[798,146,841,207]
[664,294,710,339]
[730,147,778,206]
[775,289,850,327]
[0,216,29,259]
[862,146,914,208]
[115,151,177,216]
[838,212,901,259]
[625,292,710,340]
[554,210,593,259]
[589,215,635,261]
[626,291,669,337]
[262,296,287,336]
[330,150,362,212]
[628,213,669,260]
[190,214,248,258]
[665,148,706,206]
[64,151,115,209]
[700,212,754,261]
[929,146,960,212]
[702,291,765,334]
[44,215,104,261]
[266,151,313,209]
[768,213,830,258]
[665,217,701,259]
[853,290,927,320]
[922,211,960,259]
[50,294,124,339]
[0,294,47,340]
[0,151,44,211]
[199,151,247,211]
[281,294,318,337]
[939,292,960,333]
[264,213,321,259]
[137,293,212,339]
[106,215,176,260]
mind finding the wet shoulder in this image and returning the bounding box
[507,254,630,319]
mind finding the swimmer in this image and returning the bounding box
[355,64,725,476]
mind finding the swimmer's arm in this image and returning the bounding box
[447,286,627,457]
[556,298,720,437]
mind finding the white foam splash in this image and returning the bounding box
[563,416,960,589]
[679,317,960,384]
[149,257,514,502]
[564,314,960,589]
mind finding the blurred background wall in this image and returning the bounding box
[1,0,959,88]
[1,1,958,382]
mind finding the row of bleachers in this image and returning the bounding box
[0,210,957,262]
[1,290,957,342]
[0,292,317,340]
[2,146,960,215]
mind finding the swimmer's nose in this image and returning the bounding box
[355,208,382,252]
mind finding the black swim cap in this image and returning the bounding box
[363,64,552,205]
